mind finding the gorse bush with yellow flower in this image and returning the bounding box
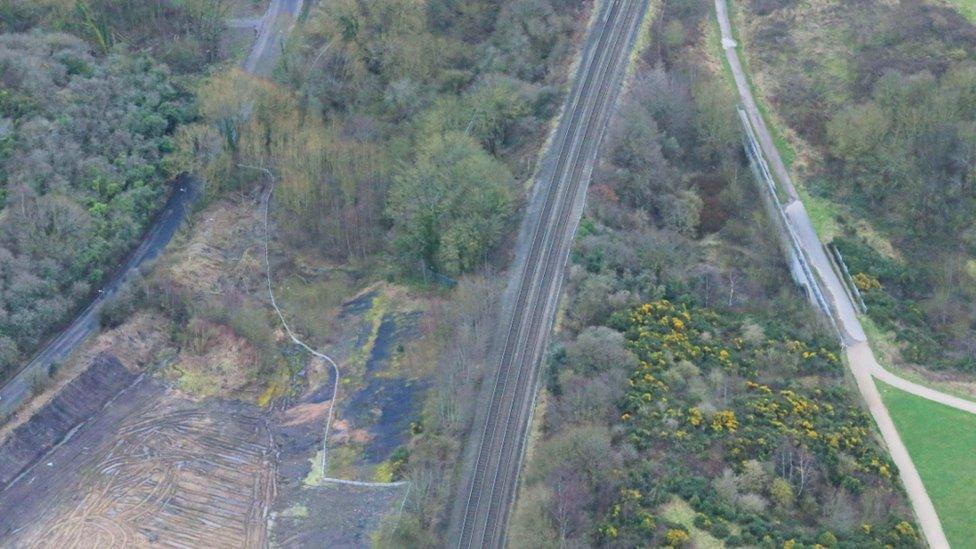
[596,300,918,547]
[511,2,920,545]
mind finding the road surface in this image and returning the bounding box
[448,0,647,546]
[715,1,971,546]
[0,0,303,422]
[0,179,196,420]
[243,0,304,77]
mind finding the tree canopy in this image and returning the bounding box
[387,131,514,275]
[0,31,193,379]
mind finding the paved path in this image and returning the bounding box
[243,0,303,76]
[715,1,968,546]
[783,201,865,343]
[715,0,797,202]
[0,0,304,423]
[846,342,950,549]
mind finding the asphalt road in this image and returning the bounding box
[243,0,304,77]
[0,178,197,420]
[0,0,303,422]
[447,0,647,546]
[714,1,966,546]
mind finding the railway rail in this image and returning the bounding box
[449,0,647,546]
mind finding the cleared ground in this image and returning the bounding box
[0,375,276,549]
[271,482,406,547]
[0,3,416,546]
[877,380,976,548]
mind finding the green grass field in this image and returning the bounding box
[876,380,976,548]
[946,0,976,23]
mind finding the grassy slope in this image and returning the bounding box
[659,497,725,549]
[945,0,976,22]
[708,3,849,242]
[719,1,976,394]
[876,380,976,548]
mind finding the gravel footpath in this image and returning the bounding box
[714,1,964,546]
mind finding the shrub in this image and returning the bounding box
[725,534,744,547]
[818,531,838,547]
[100,282,143,328]
[770,477,796,508]
[737,493,768,514]
[710,520,732,539]
[665,528,691,547]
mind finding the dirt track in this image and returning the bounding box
[0,338,407,549]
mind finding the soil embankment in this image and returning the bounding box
[0,353,138,491]
[0,371,276,547]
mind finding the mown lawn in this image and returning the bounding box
[876,380,976,548]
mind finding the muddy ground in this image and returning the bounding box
[0,362,275,548]
[271,374,408,547]
[0,354,139,491]
[0,291,421,548]
[0,192,426,547]
[271,482,406,547]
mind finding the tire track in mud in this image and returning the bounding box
[4,400,277,549]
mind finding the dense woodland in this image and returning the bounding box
[266,0,578,274]
[510,2,919,546]
[1,0,230,73]
[741,0,976,373]
[0,31,193,380]
[0,0,245,380]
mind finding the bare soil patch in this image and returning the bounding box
[0,313,174,445]
[0,378,276,549]
[164,199,265,296]
[0,354,139,490]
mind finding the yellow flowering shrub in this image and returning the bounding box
[600,301,910,545]
[711,410,739,432]
[852,272,882,291]
[665,528,690,547]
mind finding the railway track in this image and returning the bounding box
[449,0,647,546]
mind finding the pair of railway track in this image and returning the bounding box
[450,0,647,546]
